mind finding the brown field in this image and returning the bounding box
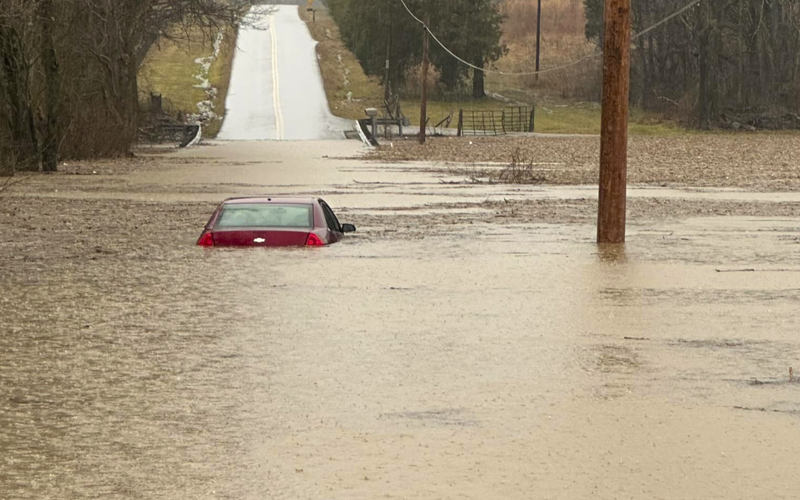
[367,133,800,191]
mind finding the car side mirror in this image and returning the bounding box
[341,223,356,233]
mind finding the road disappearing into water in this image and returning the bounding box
[217,5,351,141]
[3,4,800,498]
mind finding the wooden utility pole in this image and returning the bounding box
[384,21,392,102]
[535,0,542,81]
[419,16,430,145]
[597,0,631,243]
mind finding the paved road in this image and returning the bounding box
[217,5,351,141]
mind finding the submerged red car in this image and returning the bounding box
[197,197,356,247]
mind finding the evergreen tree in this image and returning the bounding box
[328,0,421,94]
[429,0,506,98]
[328,0,505,98]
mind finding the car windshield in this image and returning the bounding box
[215,203,312,229]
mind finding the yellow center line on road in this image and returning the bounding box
[270,12,284,140]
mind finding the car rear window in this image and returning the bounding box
[215,203,313,229]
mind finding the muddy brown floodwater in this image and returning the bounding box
[2,140,800,499]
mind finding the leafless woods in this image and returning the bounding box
[0,0,253,174]
[587,0,800,128]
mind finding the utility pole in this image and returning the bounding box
[384,21,392,102]
[597,0,631,243]
[419,15,430,145]
[535,0,542,81]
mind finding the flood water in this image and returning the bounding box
[2,141,799,499]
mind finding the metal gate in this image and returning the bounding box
[502,106,535,133]
[458,109,505,136]
[457,106,535,136]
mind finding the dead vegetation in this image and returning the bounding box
[497,149,548,184]
[0,175,27,201]
[447,149,549,185]
[493,0,599,101]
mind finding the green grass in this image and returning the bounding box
[532,102,692,136]
[399,97,509,130]
[138,28,236,138]
[400,98,690,136]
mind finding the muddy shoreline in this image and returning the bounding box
[368,134,800,191]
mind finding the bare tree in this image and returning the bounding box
[0,0,256,173]
[585,0,800,127]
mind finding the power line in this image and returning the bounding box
[398,0,705,77]
[631,0,706,40]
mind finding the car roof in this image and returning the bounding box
[222,196,319,205]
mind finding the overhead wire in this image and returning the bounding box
[398,0,706,77]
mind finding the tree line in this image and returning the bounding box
[324,0,506,100]
[584,0,800,128]
[328,0,799,129]
[0,0,252,174]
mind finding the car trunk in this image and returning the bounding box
[212,229,310,247]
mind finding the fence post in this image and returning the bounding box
[529,107,535,133]
[457,109,463,137]
[150,93,163,115]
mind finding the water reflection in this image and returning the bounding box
[596,243,628,264]
[3,202,800,499]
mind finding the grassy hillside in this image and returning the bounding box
[138,28,237,138]
[301,3,689,135]
[299,6,510,129]
[299,6,386,120]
